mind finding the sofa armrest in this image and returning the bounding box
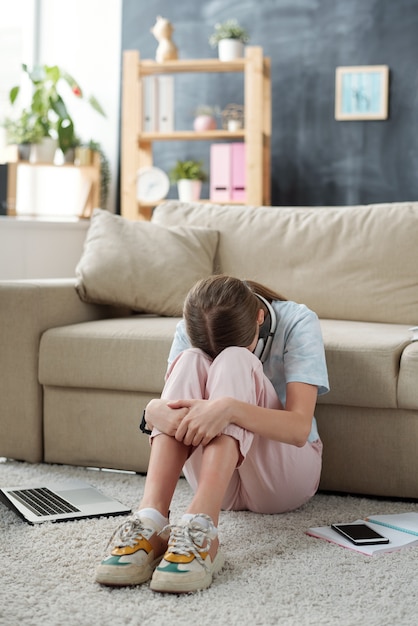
[0,279,114,462]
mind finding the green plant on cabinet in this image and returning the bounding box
[8,63,106,155]
[87,140,111,209]
[209,19,250,46]
[169,159,208,182]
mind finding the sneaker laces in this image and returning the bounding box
[160,514,216,571]
[105,514,149,551]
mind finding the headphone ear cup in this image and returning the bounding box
[253,338,265,359]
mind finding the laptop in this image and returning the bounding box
[0,478,131,524]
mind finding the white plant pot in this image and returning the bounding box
[17,143,31,161]
[30,137,58,164]
[218,39,245,61]
[63,148,76,164]
[227,119,242,131]
[177,179,202,202]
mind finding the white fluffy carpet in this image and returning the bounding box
[1,459,418,626]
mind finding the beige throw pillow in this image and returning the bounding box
[75,209,219,316]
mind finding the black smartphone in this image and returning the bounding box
[331,523,389,545]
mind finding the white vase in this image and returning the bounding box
[177,179,202,202]
[30,137,58,164]
[218,39,244,61]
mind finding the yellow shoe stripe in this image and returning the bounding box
[164,550,208,564]
[112,537,152,556]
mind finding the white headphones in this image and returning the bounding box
[253,293,277,363]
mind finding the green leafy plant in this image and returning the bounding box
[3,109,43,145]
[86,140,111,209]
[209,19,250,47]
[194,104,221,117]
[169,159,207,182]
[9,64,106,154]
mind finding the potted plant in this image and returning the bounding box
[3,109,43,160]
[169,159,207,202]
[9,63,105,163]
[193,105,220,131]
[74,139,110,207]
[87,140,111,209]
[209,19,250,61]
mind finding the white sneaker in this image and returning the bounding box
[95,513,169,586]
[150,514,224,593]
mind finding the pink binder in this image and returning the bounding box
[210,143,246,203]
[210,144,231,202]
[231,143,246,202]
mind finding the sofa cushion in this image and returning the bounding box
[75,209,219,316]
[318,320,415,408]
[153,201,418,325]
[39,316,180,393]
[39,314,418,411]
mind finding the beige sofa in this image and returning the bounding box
[1,200,418,499]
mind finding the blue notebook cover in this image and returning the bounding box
[366,512,418,536]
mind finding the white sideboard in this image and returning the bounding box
[0,216,89,280]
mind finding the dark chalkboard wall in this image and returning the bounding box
[121,0,418,206]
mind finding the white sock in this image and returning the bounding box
[181,513,217,532]
[136,507,168,529]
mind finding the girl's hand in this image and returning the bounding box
[145,398,189,436]
[168,398,231,447]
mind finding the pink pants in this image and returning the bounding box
[158,346,322,514]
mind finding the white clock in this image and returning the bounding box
[136,166,170,204]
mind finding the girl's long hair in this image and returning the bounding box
[183,275,286,359]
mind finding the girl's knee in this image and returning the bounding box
[212,346,263,381]
[166,347,212,378]
[207,347,276,407]
[213,346,260,373]
[163,348,212,398]
[215,346,255,362]
[177,347,213,365]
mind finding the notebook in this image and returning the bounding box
[366,512,418,536]
[0,478,131,524]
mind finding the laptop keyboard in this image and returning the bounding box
[9,487,81,517]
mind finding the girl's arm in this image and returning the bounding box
[225,382,318,446]
[169,381,318,447]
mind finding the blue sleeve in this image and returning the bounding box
[167,319,191,368]
[283,307,329,396]
[265,302,329,402]
[265,302,329,443]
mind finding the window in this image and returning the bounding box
[0,0,37,157]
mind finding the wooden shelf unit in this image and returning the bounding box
[121,47,271,220]
[6,151,101,218]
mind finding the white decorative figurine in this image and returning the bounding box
[151,16,178,63]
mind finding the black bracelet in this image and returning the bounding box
[139,409,152,435]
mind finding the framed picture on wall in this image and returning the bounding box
[335,65,389,120]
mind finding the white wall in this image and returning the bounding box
[37,0,122,212]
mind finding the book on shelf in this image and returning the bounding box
[142,76,157,132]
[142,75,174,133]
[157,75,174,132]
[307,515,418,556]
